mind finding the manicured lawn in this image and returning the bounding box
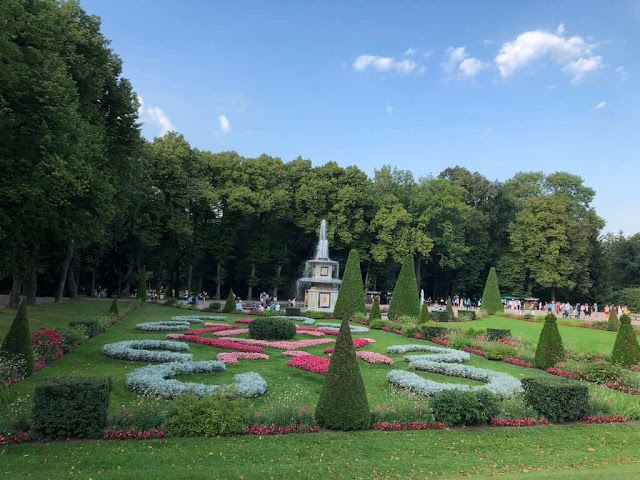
[2,424,640,479]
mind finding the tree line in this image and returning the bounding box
[1,1,637,309]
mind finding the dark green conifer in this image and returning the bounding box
[388,255,420,320]
[369,297,381,322]
[611,314,640,367]
[223,290,236,313]
[607,307,620,332]
[480,267,503,315]
[534,313,565,369]
[0,302,34,376]
[333,249,365,321]
[109,297,119,316]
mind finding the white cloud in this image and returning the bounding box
[404,47,416,56]
[386,101,392,116]
[137,95,176,136]
[353,54,421,74]
[483,40,494,47]
[495,24,602,83]
[442,46,488,78]
[218,114,231,133]
[617,66,629,81]
[593,100,607,110]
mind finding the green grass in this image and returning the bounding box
[2,424,640,479]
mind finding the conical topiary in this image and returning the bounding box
[418,301,430,325]
[315,317,370,430]
[109,297,119,317]
[607,307,620,332]
[611,314,640,367]
[137,265,147,301]
[223,290,235,313]
[369,297,381,322]
[446,298,455,321]
[534,313,565,369]
[333,249,365,321]
[0,302,34,377]
[481,267,503,315]
[388,255,420,320]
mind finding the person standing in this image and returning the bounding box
[604,304,610,319]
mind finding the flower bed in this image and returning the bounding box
[387,344,470,364]
[136,319,202,331]
[217,352,270,364]
[245,424,320,435]
[174,315,226,322]
[583,415,626,424]
[212,328,249,337]
[0,431,29,446]
[546,367,581,380]
[167,335,264,353]
[372,421,443,431]
[235,318,253,324]
[356,351,393,365]
[185,325,236,335]
[323,338,375,354]
[103,340,193,363]
[295,327,327,337]
[463,347,486,357]
[603,380,640,395]
[316,322,370,333]
[431,338,450,346]
[104,428,165,440]
[126,361,267,398]
[215,337,334,350]
[490,418,548,427]
[287,355,330,375]
[502,357,533,368]
[282,350,310,357]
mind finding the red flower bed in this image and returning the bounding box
[395,329,404,335]
[629,365,640,372]
[431,338,450,346]
[502,358,533,368]
[172,335,263,353]
[490,418,548,427]
[603,380,640,395]
[245,424,320,435]
[381,326,391,332]
[583,415,626,424]
[287,355,330,375]
[498,338,523,348]
[235,318,253,324]
[185,325,236,335]
[546,367,581,380]
[32,327,65,365]
[323,338,374,354]
[0,431,29,446]
[104,428,165,440]
[462,347,485,357]
[413,333,422,339]
[372,421,443,431]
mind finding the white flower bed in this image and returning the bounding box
[172,315,224,321]
[302,318,315,325]
[103,340,192,363]
[387,344,470,363]
[125,360,267,398]
[316,322,369,333]
[386,344,522,398]
[136,319,203,331]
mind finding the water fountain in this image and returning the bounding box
[297,219,342,312]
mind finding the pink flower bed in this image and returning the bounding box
[323,338,375,354]
[413,333,422,339]
[462,347,485,357]
[245,424,320,435]
[373,421,443,431]
[168,335,263,353]
[287,355,330,375]
[104,429,165,440]
[502,358,533,368]
[583,415,626,424]
[498,338,523,348]
[282,350,311,357]
[186,325,235,335]
[431,338,450,346]
[212,328,249,337]
[217,337,334,350]
[217,352,269,364]
[490,418,548,427]
[235,318,253,324]
[546,367,581,380]
[356,351,393,365]
[295,327,327,337]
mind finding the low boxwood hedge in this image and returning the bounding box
[248,317,296,340]
[487,328,511,341]
[457,309,477,320]
[521,377,589,422]
[285,307,301,317]
[422,326,449,340]
[431,311,451,322]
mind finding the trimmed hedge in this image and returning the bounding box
[431,311,451,322]
[248,317,296,340]
[285,307,301,317]
[611,314,640,367]
[388,255,419,320]
[521,377,588,422]
[457,309,476,320]
[370,319,403,331]
[0,301,34,377]
[209,302,222,311]
[480,267,503,315]
[166,394,247,437]
[485,344,517,360]
[423,326,450,340]
[369,297,382,322]
[31,377,112,439]
[69,320,106,338]
[333,249,365,320]
[315,317,370,430]
[223,290,235,313]
[430,389,499,426]
[486,328,511,341]
[534,313,565,369]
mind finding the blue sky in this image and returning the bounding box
[83,0,640,234]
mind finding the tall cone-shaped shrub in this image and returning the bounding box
[223,290,235,313]
[333,249,365,321]
[0,302,34,377]
[446,298,455,321]
[109,298,119,316]
[369,297,381,322]
[611,314,640,367]
[137,266,147,301]
[607,308,620,332]
[534,313,565,369]
[481,267,503,315]
[315,317,370,430]
[388,255,420,320]
[418,302,430,325]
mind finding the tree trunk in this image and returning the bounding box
[215,261,222,299]
[123,258,132,297]
[364,263,371,291]
[187,264,193,292]
[551,288,557,302]
[90,268,96,298]
[55,241,74,302]
[9,264,22,308]
[414,253,422,293]
[197,274,202,294]
[68,262,78,299]
[272,264,282,298]
[247,265,256,301]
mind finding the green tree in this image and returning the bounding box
[333,249,365,320]
[369,297,382,322]
[315,317,370,430]
[481,267,503,315]
[223,290,235,313]
[611,315,640,367]
[607,308,620,332]
[418,302,430,325]
[388,255,420,320]
[534,313,565,369]
[0,302,34,376]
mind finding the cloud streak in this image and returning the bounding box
[353,54,423,74]
[137,96,176,136]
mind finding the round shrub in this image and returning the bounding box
[166,394,248,437]
[534,313,565,369]
[249,317,296,340]
[581,362,624,384]
[449,335,473,350]
[611,314,640,367]
[430,389,499,426]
